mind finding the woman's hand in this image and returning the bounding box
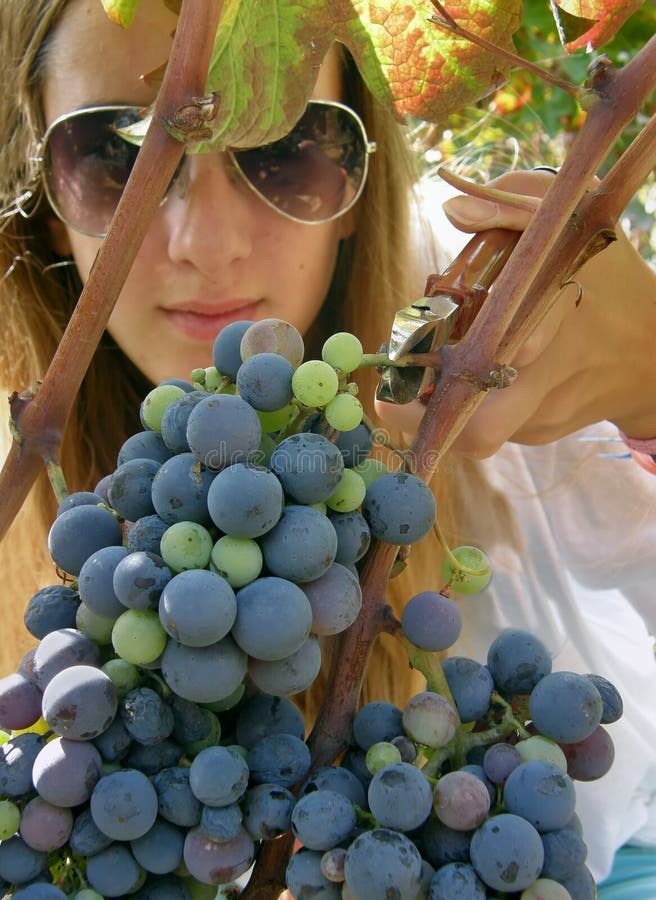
[375,170,656,458]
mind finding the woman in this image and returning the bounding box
[0,0,655,891]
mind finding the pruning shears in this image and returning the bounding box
[376,228,520,405]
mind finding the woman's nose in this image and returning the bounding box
[162,152,255,275]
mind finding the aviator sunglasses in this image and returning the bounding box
[38,99,377,238]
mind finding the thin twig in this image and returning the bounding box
[437,167,541,213]
[428,0,582,99]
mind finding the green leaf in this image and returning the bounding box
[199,0,523,150]
[101,0,141,28]
[551,0,646,51]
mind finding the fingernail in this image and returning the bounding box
[443,196,500,226]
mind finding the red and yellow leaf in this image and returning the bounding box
[551,0,646,51]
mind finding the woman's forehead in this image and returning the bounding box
[43,0,342,125]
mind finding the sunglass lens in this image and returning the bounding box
[233,104,367,222]
[44,108,141,236]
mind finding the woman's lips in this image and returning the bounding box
[162,300,261,341]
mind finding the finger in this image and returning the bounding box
[442,170,556,234]
[510,281,578,368]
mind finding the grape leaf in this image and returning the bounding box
[101,0,140,28]
[551,0,646,51]
[199,0,522,150]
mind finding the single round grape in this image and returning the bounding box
[325,468,366,513]
[365,741,402,774]
[401,591,462,651]
[213,320,254,379]
[159,569,236,647]
[101,658,141,696]
[442,546,491,594]
[403,691,458,748]
[286,849,341,899]
[292,360,339,407]
[0,799,20,839]
[433,770,491,830]
[503,760,576,832]
[240,318,304,367]
[211,535,263,588]
[470,813,544,893]
[529,671,603,744]
[141,384,187,431]
[352,456,388,487]
[321,332,363,373]
[516,735,568,772]
[160,521,214,572]
[324,393,363,431]
[183,825,254,885]
[236,352,294,411]
[362,471,436,546]
[19,796,73,851]
[321,846,347,883]
[42,664,117,740]
[112,609,168,665]
[487,629,552,695]
[560,724,615,780]
[520,878,573,899]
[257,403,296,433]
[75,603,115,645]
[368,762,433,831]
[344,829,423,898]
[483,742,522,785]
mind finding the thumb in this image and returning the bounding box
[443,194,539,234]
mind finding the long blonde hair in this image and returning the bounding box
[0,1,473,720]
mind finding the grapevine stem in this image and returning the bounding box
[428,0,582,99]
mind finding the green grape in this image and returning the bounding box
[366,741,402,775]
[216,380,237,396]
[74,891,104,900]
[516,735,568,772]
[257,403,296,433]
[211,535,263,588]
[224,743,249,762]
[141,384,186,431]
[291,360,339,407]
[520,879,573,900]
[201,683,245,712]
[442,545,491,594]
[309,501,327,514]
[353,457,389,488]
[326,468,367,513]
[250,433,277,467]
[324,393,364,431]
[0,799,20,839]
[191,367,206,384]
[112,608,168,665]
[101,658,141,696]
[321,332,363,373]
[204,366,223,390]
[0,730,10,747]
[160,521,214,571]
[76,604,115,645]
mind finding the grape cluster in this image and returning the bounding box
[0,318,622,898]
[286,626,622,899]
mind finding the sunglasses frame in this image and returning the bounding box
[37,99,377,239]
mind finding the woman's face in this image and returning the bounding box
[43,0,352,383]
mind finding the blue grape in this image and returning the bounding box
[186,394,262,469]
[183,825,254,885]
[470,813,543,892]
[540,827,588,880]
[300,765,367,808]
[189,746,249,806]
[291,789,357,851]
[334,421,373,466]
[133,876,191,900]
[130,818,185,874]
[152,767,202,827]
[172,696,219,747]
[583,673,623,724]
[161,636,247,703]
[248,635,322,696]
[236,352,294,410]
[90,768,158,840]
[299,562,361,636]
[248,732,311,787]
[199,802,243,841]
[529,671,603,743]
[286,848,341,899]
[126,514,170,554]
[13,884,67,899]
[113,550,172,610]
[42,664,117,740]
[93,717,132,763]
[269,433,344,504]
[483,742,522,785]
[487,629,552,695]
[367,762,433,831]
[0,733,46,798]
[328,509,371,564]
[19,796,73,852]
[260,505,338,583]
[441,657,495,723]
[32,628,100,690]
[118,430,175,465]
[119,686,174,745]
[561,864,596,899]
[78,545,129,619]
[85,843,145,896]
[108,457,160,521]
[232,576,312,660]
[401,591,462,651]
[344,828,424,898]
[502,760,576,832]
[126,740,183,775]
[0,836,47,884]
[241,783,295,839]
[159,569,236,647]
[0,672,42,731]
[416,814,473,868]
[206,462,283,537]
[427,862,485,899]
[151,452,216,525]
[235,693,305,748]
[24,584,80,639]
[353,701,403,751]
[47,504,123,576]
[362,471,436,545]
[69,808,113,857]
[56,490,104,515]
[160,391,208,453]
[213,320,254,379]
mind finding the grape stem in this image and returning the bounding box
[436,167,542,212]
[432,519,488,579]
[44,459,68,506]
